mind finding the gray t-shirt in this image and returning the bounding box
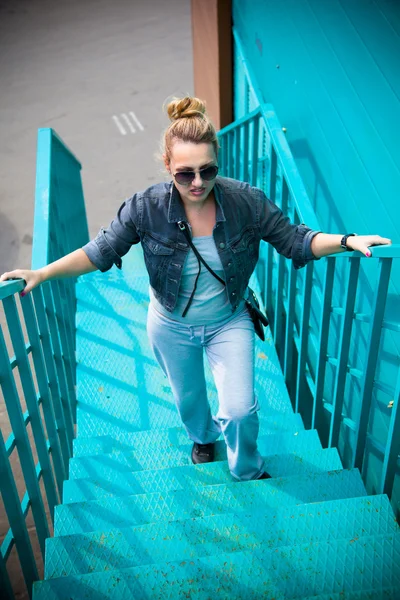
[149,235,245,325]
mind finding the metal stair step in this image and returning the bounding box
[45,494,398,579]
[73,412,305,457]
[54,468,366,536]
[301,589,400,600]
[70,429,320,472]
[69,425,320,470]
[63,447,342,503]
[33,532,400,599]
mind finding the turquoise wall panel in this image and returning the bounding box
[233,0,400,513]
[233,0,400,241]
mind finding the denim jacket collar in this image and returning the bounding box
[167,179,227,224]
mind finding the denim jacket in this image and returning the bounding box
[82,176,321,313]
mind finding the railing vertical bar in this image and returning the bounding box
[65,280,77,424]
[42,283,74,453]
[243,121,250,183]
[58,279,76,377]
[239,124,244,182]
[231,130,236,178]
[250,117,259,187]
[244,77,250,114]
[0,326,49,558]
[234,126,241,180]
[295,261,314,413]
[3,296,59,523]
[261,124,268,190]
[352,258,393,469]
[381,360,400,497]
[231,129,236,178]
[268,144,277,205]
[0,430,38,597]
[312,257,335,429]
[283,264,297,389]
[224,133,229,176]
[2,530,14,561]
[0,551,14,600]
[274,253,285,358]
[21,292,66,497]
[219,134,226,176]
[51,280,76,404]
[329,257,361,448]
[223,132,229,177]
[57,280,74,338]
[265,244,274,329]
[33,286,72,463]
[69,280,78,391]
[273,179,289,360]
[52,278,77,424]
[226,131,232,178]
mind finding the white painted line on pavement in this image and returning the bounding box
[112,115,127,135]
[129,111,144,131]
[121,113,136,134]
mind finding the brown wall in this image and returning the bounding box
[191,0,233,130]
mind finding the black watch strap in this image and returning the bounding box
[340,233,357,251]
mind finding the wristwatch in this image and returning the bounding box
[340,233,357,251]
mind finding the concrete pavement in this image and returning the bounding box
[0,0,193,274]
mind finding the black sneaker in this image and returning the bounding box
[257,472,272,480]
[191,442,215,464]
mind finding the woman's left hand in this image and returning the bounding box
[346,235,392,257]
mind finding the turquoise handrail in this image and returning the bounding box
[225,26,400,512]
[217,99,400,508]
[0,128,89,599]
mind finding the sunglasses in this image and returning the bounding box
[173,165,219,186]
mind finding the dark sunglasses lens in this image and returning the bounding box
[175,172,194,185]
[201,165,218,180]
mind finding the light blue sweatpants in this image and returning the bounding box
[146,303,266,481]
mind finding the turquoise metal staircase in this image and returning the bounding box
[30,248,400,598]
[1,111,400,598]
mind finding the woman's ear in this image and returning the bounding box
[163,153,171,174]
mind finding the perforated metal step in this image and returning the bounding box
[45,494,398,579]
[73,414,305,457]
[54,468,366,536]
[301,589,400,600]
[63,447,342,503]
[70,428,318,474]
[33,532,400,599]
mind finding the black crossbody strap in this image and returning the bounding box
[182,251,202,318]
[178,221,227,286]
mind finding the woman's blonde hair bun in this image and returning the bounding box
[157,95,219,169]
[166,96,207,122]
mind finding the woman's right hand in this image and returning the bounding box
[0,269,44,295]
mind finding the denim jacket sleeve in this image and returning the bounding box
[81,195,141,272]
[254,188,321,270]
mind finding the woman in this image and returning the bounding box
[0,96,391,482]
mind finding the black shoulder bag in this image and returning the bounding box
[177,221,269,341]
